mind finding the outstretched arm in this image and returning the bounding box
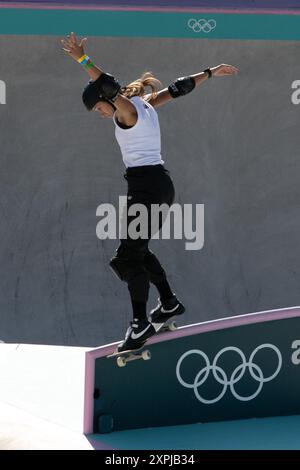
[61,32,102,81]
[60,32,135,117]
[145,64,238,108]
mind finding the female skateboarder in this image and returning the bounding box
[61,33,238,351]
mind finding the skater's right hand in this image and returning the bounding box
[60,32,88,62]
[210,64,238,77]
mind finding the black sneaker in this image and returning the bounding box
[149,295,185,332]
[117,318,156,353]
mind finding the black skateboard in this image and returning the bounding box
[152,318,178,333]
[107,320,178,367]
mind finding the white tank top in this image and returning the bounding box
[112,95,164,168]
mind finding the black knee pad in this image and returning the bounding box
[109,252,144,282]
[110,250,150,302]
[109,257,128,281]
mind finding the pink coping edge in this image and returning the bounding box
[83,305,300,434]
[85,435,115,450]
[0,3,300,15]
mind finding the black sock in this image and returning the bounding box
[154,280,173,303]
[131,301,147,321]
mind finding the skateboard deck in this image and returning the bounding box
[153,319,178,333]
[107,320,178,367]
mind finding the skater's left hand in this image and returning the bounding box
[60,32,88,62]
[210,64,239,77]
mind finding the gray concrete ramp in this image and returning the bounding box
[1,35,300,347]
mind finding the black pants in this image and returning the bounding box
[110,164,175,307]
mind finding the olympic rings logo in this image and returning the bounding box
[187,19,217,34]
[176,344,282,404]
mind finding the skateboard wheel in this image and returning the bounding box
[142,350,151,361]
[117,357,126,367]
[169,321,177,331]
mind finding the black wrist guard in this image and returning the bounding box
[82,72,121,111]
[168,76,196,98]
[204,68,212,78]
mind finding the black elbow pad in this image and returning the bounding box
[82,72,121,111]
[168,76,196,98]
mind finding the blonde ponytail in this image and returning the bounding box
[121,71,162,101]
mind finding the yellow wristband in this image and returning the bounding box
[77,54,87,64]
